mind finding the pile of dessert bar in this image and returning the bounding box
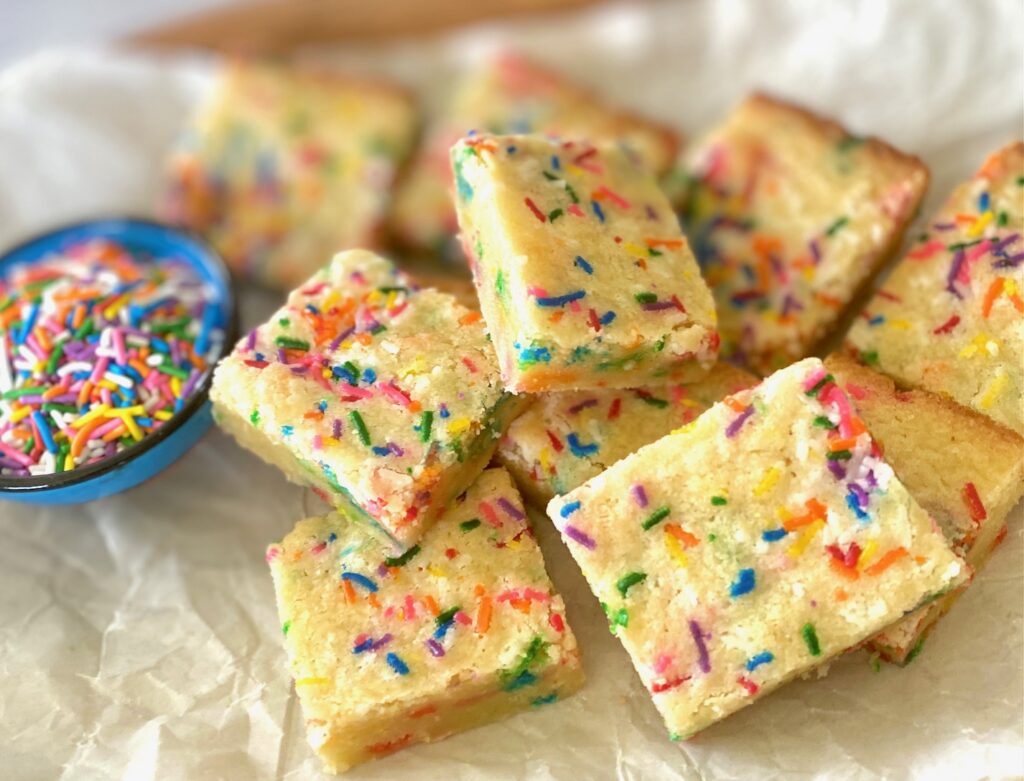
[160,56,1023,773]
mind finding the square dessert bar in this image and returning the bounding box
[268,467,584,773]
[546,358,967,739]
[162,61,418,290]
[847,142,1024,435]
[681,93,929,375]
[824,354,1024,663]
[452,133,719,393]
[497,363,757,507]
[211,249,525,549]
[390,52,681,252]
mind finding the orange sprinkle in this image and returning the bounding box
[829,558,860,581]
[459,311,482,325]
[665,523,700,548]
[367,593,380,609]
[42,382,68,401]
[476,597,492,633]
[1008,293,1024,313]
[834,588,849,602]
[71,417,106,458]
[981,278,1005,318]
[783,498,827,531]
[77,380,93,408]
[751,234,783,255]
[422,595,440,616]
[723,396,747,412]
[342,579,357,604]
[828,437,858,452]
[865,547,908,576]
[473,584,486,597]
[101,424,127,443]
[645,237,684,249]
[408,704,437,719]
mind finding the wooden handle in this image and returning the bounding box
[128,0,602,56]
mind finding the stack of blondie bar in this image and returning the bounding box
[167,57,1023,773]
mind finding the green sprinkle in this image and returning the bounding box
[904,637,926,664]
[278,317,290,327]
[435,606,461,627]
[947,239,983,252]
[616,571,648,598]
[813,415,836,429]
[542,170,558,181]
[45,340,65,375]
[548,208,564,222]
[275,336,310,351]
[801,622,821,656]
[827,450,852,460]
[349,410,370,446]
[711,496,727,506]
[384,545,421,568]
[499,636,549,689]
[3,386,45,400]
[612,608,629,629]
[997,210,1009,226]
[869,653,882,673]
[805,374,833,397]
[531,692,558,707]
[459,519,481,532]
[860,350,879,366]
[825,216,849,236]
[282,621,291,636]
[565,183,580,204]
[250,409,260,426]
[708,533,717,541]
[641,506,670,531]
[495,270,506,298]
[637,394,668,409]
[419,410,433,442]
[41,403,76,414]
[634,292,658,304]
[155,363,190,379]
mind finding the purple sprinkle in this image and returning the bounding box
[725,405,755,438]
[497,497,525,521]
[330,327,355,351]
[689,620,711,674]
[933,221,957,231]
[631,484,648,508]
[945,250,965,298]
[388,442,404,457]
[563,525,596,550]
[641,300,677,311]
[369,633,393,652]
[425,638,445,657]
[827,460,847,479]
[245,329,257,350]
[568,398,599,415]
[809,239,822,263]
[994,252,1024,269]
[848,483,869,508]
[866,469,878,488]
[277,348,287,363]
[990,233,1020,254]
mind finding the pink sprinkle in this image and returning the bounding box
[454,611,472,625]
[567,204,585,217]
[822,385,855,438]
[379,382,412,407]
[404,595,417,620]
[264,547,279,563]
[593,185,631,209]
[654,653,673,674]
[312,434,323,450]
[310,541,326,554]
[112,328,127,366]
[802,367,827,392]
[480,501,502,528]
[461,357,479,374]
[631,484,649,508]
[337,382,373,400]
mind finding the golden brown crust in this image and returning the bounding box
[824,352,1024,454]
[743,92,930,183]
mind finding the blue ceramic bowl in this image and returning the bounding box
[0,218,236,504]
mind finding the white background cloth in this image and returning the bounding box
[0,1,1021,779]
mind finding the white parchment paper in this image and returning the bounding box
[0,1,1022,779]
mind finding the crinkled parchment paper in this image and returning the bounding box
[0,1,1021,778]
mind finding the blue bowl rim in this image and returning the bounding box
[0,216,238,494]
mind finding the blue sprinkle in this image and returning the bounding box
[361,368,376,384]
[868,315,884,326]
[560,501,581,518]
[591,200,606,222]
[372,446,391,456]
[439,404,450,419]
[386,652,409,675]
[532,692,558,707]
[341,572,378,592]
[551,155,561,170]
[746,651,775,671]
[599,311,617,326]
[332,365,357,383]
[729,568,756,598]
[433,621,455,640]
[519,346,552,364]
[506,145,517,154]
[566,433,599,457]
[352,638,374,654]
[762,528,787,542]
[574,255,593,274]
[327,532,337,542]
[505,671,537,691]
[979,191,990,212]
[31,412,58,454]
[253,351,264,362]
[281,425,294,436]
[846,491,870,521]
[535,290,586,307]
[317,399,328,412]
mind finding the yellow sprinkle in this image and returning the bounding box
[754,467,780,497]
[322,291,339,310]
[664,532,689,568]
[8,406,31,423]
[679,398,700,408]
[858,539,880,571]
[978,367,1008,410]
[787,519,825,558]
[295,677,330,686]
[170,377,183,398]
[97,380,118,391]
[447,418,471,435]
[1005,279,1019,296]
[103,295,128,320]
[71,403,110,429]
[966,210,993,238]
[110,409,143,441]
[322,368,332,379]
[426,565,448,578]
[623,242,647,257]
[538,447,551,471]
[153,410,174,421]
[565,164,585,178]
[670,421,698,435]
[887,319,911,330]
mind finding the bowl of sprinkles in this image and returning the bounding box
[0,218,235,503]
